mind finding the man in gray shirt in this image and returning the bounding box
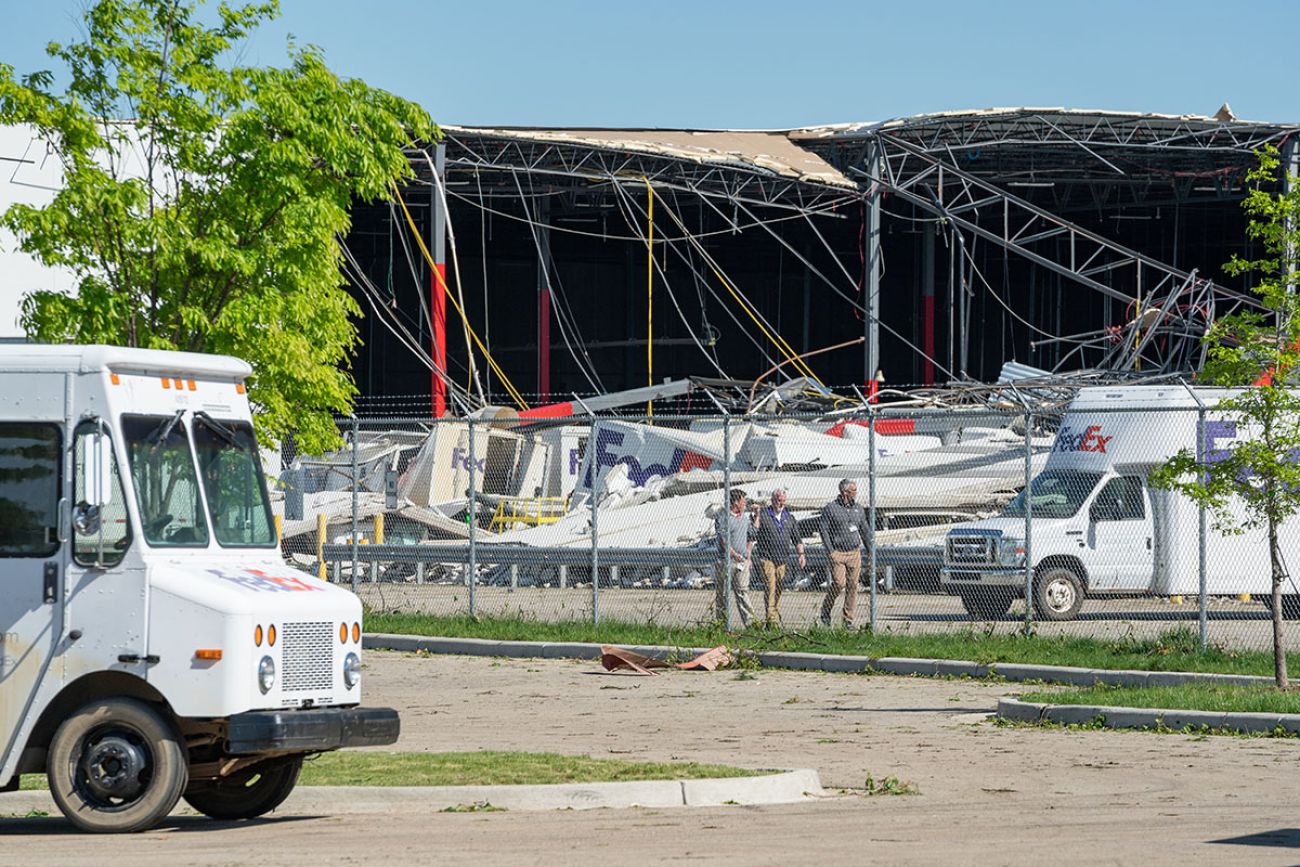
[819,479,867,628]
[714,488,757,628]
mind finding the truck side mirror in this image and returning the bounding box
[78,421,114,508]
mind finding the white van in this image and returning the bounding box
[0,345,397,832]
[940,385,1298,620]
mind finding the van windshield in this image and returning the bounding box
[192,414,276,547]
[122,414,210,547]
[1001,470,1103,520]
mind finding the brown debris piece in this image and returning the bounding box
[600,645,733,675]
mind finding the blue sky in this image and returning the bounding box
[2,0,1297,128]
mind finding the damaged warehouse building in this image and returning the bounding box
[281,107,1300,620]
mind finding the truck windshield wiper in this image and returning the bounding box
[194,411,241,447]
[147,410,186,451]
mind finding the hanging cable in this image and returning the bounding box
[616,184,782,372]
[610,183,733,379]
[393,183,530,410]
[510,170,606,395]
[646,178,654,417]
[652,187,823,385]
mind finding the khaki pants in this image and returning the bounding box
[820,549,861,626]
[716,559,757,628]
[758,560,787,628]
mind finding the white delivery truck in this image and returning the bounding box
[0,345,398,832]
[940,384,1300,621]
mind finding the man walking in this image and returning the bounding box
[715,488,757,628]
[754,488,805,629]
[819,479,867,628]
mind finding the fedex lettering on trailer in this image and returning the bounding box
[583,428,713,488]
[1053,425,1112,455]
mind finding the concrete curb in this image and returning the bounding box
[364,633,1274,688]
[0,769,823,816]
[996,697,1300,734]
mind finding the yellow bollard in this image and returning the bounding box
[1238,593,1252,603]
[1170,595,1183,605]
[374,513,385,545]
[316,512,328,581]
[274,513,283,544]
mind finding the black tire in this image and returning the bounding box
[47,697,188,834]
[959,589,1014,620]
[1033,566,1085,621]
[183,756,303,820]
[1262,593,1300,620]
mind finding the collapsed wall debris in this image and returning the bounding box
[276,394,1055,589]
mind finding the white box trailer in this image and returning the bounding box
[0,346,398,832]
[940,384,1300,620]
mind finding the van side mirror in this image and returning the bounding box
[78,422,114,508]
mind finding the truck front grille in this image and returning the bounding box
[281,621,334,693]
[947,536,996,564]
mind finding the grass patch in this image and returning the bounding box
[366,612,1293,677]
[297,751,762,787]
[1022,683,1300,715]
[13,751,761,791]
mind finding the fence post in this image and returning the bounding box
[1197,403,1209,651]
[468,417,477,618]
[350,417,359,595]
[868,406,878,632]
[1023,411,1034,635]
[316,512,328,581]
[722,415,733,631]
[591,417,601,625]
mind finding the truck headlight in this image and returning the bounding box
[999,537,1027,566]
[258,655,276,694]
[343,652,361,690]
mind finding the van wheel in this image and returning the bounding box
[1034,567,1084,621]
[958,589,1014,620]
[184,756,303,820]
[47,698,188,833]
[1262,593,1300,620]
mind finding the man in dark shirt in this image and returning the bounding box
[819,479,867,628]
[753,488,805,629]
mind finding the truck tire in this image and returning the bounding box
[1033,566,1085,621]
[958,589,1014,620]
[184,755,303,820]
[46,697,189,834]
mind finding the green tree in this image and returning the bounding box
[0,0,436,453]
[1150,145,1300,689]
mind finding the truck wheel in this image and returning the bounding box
[958,589,1014,620]
[1033,567,1084,621]
[46,697,189,833]
[183,755,303,820]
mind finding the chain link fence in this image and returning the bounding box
[274,399,1300,652]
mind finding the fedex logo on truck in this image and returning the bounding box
[1053,425,1112,454]
[583,428,713,488]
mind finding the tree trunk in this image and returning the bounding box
[1269,514,1289,689]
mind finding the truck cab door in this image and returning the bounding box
[1086,475,1154,591]
[64,419,147,685]
[0,421,66,778]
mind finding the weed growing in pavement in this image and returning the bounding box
[442,802,505,813]
[734,670,758,681]
[783,696,800,704]
[864,774,920,796]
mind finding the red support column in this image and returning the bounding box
[538,283,551,403]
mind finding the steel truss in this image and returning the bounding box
[857,129,1270,376]
[427,132,863,215]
